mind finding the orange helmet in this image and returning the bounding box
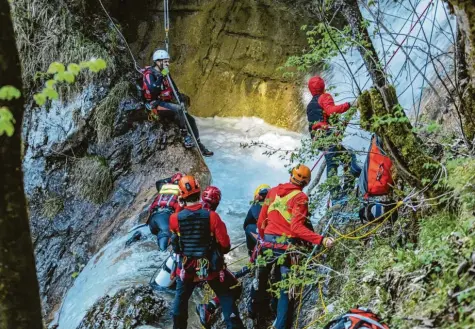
[290,164,311,186]
[178,175,201,199]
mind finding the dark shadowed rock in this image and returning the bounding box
[77,285,169,329]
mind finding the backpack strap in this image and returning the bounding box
[342,314,387,329]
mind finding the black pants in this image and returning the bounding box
[250,247,293,329]
[148,210,172,251]
[244,224,258,255]
[152,101,200,139]
[172,275,245,329]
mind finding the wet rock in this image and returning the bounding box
[77,285,168,329]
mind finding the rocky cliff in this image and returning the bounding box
[13,0,209,321]
[112,0,314,130]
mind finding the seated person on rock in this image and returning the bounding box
[243,184,270,257]
[307,75,361,202]
[147,172,184,251]
[142,49,213,156]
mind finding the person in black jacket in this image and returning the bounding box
[243,184,270,256]
[142,49,213,156]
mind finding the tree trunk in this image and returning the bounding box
[332,0,442,194]
[447,1,475,145]
[0,0,43,328]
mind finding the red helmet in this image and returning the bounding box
[171,172,184,184]
[201,186,221,211]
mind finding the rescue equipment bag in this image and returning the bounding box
[358,135,394,198]
[323,307,390,329]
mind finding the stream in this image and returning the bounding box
[53,1,454,327]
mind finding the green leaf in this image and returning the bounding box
[67,63,81,76]
[47,62,66,74]
[88,58,107,73]
[0,107,16,137]
[33,93,47,106]
[63,71,75,84]
[0,85,21,101]
[71,272,79,279]
[43,87,59,100]
[45,79,57,88]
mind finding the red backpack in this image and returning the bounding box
[358,135,393,198]
[323,308,390,329]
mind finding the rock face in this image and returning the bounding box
[113,0,314,130]
[76,285,169,329]
[24,85,208,321]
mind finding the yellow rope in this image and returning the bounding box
[292,201,405,328]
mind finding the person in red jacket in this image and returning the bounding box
[307,76,361,202]
[169,175,244,329]
[249,164,335,329]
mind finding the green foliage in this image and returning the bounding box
[0,107,16,137]
[93,80,130,144]
[0,85,21,136]
[40,193,64,219]
[73,156,113,203]
[34,59,108,106]
[0,85,21,100]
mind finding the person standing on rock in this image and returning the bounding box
[306,76,360,202]
[249,164,335,329]
[169,175,244,329]
[142,49,213,156]
[147,172,184,251]
[243,184,270,257]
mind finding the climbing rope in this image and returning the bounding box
[383,0,435,69]
[97,0,142,73]
[166,75,213,184]
[163,0,170,52]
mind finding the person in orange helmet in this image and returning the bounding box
[169,176,244,329]
[248,164,335,329]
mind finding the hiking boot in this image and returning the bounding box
[195,303,214,329]
[198,142,213,157]
[183,135,194,149]
[125,231,142,247]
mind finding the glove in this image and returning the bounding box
[161,67,170,76]
[322,237,335,249]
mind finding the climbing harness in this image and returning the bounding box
[97,0,141,73]
[163,0,170,52]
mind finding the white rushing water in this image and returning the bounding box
[54,1,456,327]
[56,117,303,329]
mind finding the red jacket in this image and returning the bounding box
[169,203,231,253]
[307,76,350,130]
[257,182,323,245]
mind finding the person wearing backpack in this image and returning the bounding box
[306,76,361,202]
[243,184,270,257]
[248,164,335,329]
[142,49,213,156]
[147,172,185,251]
[169,175,245,329]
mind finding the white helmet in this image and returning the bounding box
[152,49,170,61]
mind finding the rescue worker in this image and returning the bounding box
[169,175,244,329]
[201,185,222,211]
[307,76,361,201]
[249,164,335,329]
[142,49,213,156]
[243,184,270,256]
[148,172,184,251]
[195,185,245,329]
